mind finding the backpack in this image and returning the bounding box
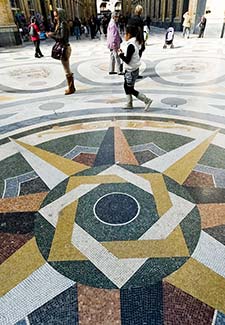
[29,25,36,37]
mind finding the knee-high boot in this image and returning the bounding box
[123,94,133,109]
[137,93,153,111]
[65,73,76,95]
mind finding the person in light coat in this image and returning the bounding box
[107,12,122,75]
[182,11,192,38]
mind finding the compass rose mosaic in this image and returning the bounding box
[1,118,225,324]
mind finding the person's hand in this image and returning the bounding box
[46,32,52,38]
[118,48,123,54]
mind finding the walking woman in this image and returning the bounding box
[30,16,44,58]
[46,8,75,95]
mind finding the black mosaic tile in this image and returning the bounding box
[19,178,49,196]
[120,283,163,325]
[0,212,35,234]
[203,225,225,245]
[134,150,157,164]
[28,285,78,325]
[184,187,225,204]
[94,128,115,166]
[15,320,26,325]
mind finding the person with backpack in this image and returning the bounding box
[118,25,153,111]
[29,16,44,58]
[163,27,175,49]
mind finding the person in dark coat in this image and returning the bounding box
[128,5,145,56]
[46,8,75,95]
[198,15,207,38]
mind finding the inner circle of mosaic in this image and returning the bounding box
[35,161,201,289]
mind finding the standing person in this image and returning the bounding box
[46,8,75,95]
[182,11,192,38]
[102,15,109,37]
[89,16,96,39]
[29,16,44,58]
[128,5,145,55]
[128,5,145,79]
[198,15,207,38]
[118,25,153,111]
[107,12,122,75]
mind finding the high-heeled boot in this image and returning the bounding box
[65,73,76,95]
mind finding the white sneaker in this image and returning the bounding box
[144,99,153,111]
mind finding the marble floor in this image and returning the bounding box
[0,29,225,325]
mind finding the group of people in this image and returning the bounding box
[107,5,152,111]
[163,11,207,49]
[182,11,207,39]
[28,6,208,113]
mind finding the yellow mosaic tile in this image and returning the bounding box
[164,131,218,184]
[103,226,189,258]
[14,139,89,175]
[140,173,172,216]
[0,238,45,296]
[48,201,86,261]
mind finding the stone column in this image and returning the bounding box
[0,0,22,46]
[204,0,225,38]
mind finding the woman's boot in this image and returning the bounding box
[124,94,133,109]
[137,93,152,111]
[65,73,76,95]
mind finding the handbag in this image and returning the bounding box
[51,41,66,60]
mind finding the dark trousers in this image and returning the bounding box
[34,40,43,56]
[198,28,205,38]
[124,69,139,97]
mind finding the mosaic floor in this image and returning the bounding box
[0,29,225,324]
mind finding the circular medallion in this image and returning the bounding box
[93,192,140,226]
[35,164,201,289]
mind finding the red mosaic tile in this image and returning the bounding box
[73,153,96,166]
[183,171,214,187]
[0,233,33,264]
[163,282,214,325]
[77,284,121,325]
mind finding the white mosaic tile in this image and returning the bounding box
[72,223,147,288]
[0,263,75,325]
[12,139,67,190]
[192,231,225,278]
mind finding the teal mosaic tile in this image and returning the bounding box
[35,215,55,260]
[199,145,225,169]
[38,131,106,156]
[122,257,189,288]
[49,261,117,289]
[180,207,201,255]
[123,130,192,151]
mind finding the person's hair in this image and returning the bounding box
[112,11,119,18]
[31,16,36,23]
[134,5,143,15]
[126,24,142,44]
[54,8,68,30]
